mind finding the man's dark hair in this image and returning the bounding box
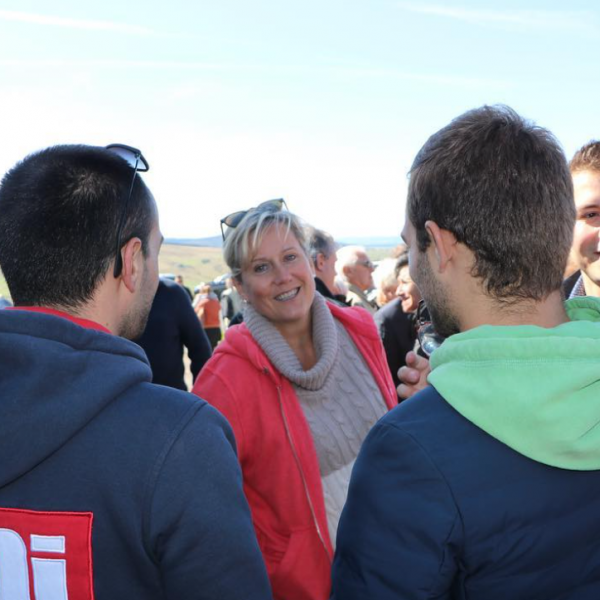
[0,144,154,308]
[570,140,600,174]
[394,252,409,279]
[407,105,574,303]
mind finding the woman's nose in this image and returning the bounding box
[274,263,292,283]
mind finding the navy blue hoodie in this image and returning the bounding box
[0,309,272,600]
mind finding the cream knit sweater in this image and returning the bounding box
[244,292,387,546]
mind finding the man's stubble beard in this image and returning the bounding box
[118,266,157,341]
[415,250,461,339]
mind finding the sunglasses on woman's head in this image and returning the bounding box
[220,198,287,240]
[105,143,150,278]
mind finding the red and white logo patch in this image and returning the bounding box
[0,507,94,600]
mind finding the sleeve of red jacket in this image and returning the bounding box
[192,359,247,461]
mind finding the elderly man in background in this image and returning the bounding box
[306,226,348,305]
[336,245,378,313]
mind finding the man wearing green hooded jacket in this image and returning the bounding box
[332,105,600,600]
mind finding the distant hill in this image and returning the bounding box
[165,235,400,249]
[337,236,400,248]
[165,236,222,248]
[0,236,401,301]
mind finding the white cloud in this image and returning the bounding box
[396,3,596,33]
[335,66,512,91]
[0,58,511,91]
[0,9,154,35]
[0,59,264,70]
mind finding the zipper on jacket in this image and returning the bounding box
[273,378,333,563]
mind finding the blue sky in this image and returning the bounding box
[0,1,598,240]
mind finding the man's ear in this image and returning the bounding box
[119,237,144,293]
[315,253,325,274]
[424,221,458,273]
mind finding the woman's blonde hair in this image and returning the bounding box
[223,207,308,280]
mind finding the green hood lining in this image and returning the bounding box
[428,297,600,471]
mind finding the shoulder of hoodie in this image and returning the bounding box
[0,309,233,459]
[115,380,235,457]
[378,384,494,467]
[5,310,230,439]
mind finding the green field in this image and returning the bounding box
[0,243,398,302]
[157,244,228,290]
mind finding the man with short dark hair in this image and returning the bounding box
[565,140,600,298]
[398,139,600,397]
[332,106,600,599]
[0,145,271,600]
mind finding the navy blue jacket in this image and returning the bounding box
[136,278,212,390]
[0,309,272,600]
[374,297,417,391]
[332,386,600,599]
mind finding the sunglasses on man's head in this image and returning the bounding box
[220,198,287,240]
[105,144,150,278]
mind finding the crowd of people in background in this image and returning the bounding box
[2,106,600,600]
[151,235,424,396]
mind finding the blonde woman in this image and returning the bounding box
[192,201,396,600]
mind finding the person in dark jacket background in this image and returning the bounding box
[374,252,418,392]
[174,273,194,301]
[0,144,271,600]
[332,106,600,600]
[136,277,212,389]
